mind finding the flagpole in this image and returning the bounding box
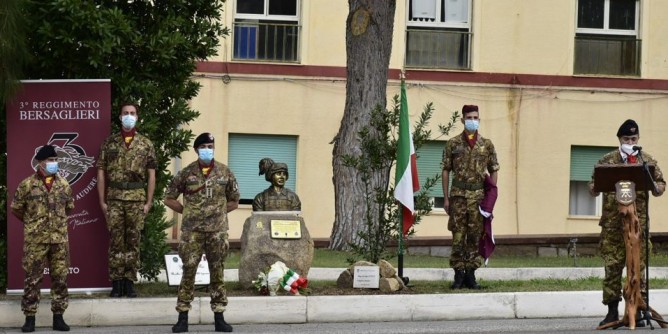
[397,70,407,285]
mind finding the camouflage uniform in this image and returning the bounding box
[252,187,301,211]
[97,132,157,281]
[442,132,500,270]
[165,160,240,313]
[11,173,74,316]
[589,150,665,305]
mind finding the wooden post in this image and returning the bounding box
[597,181,667,329]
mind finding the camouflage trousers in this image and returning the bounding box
[107,200,145,281]
[600,217,651,305]
[22,242,69,316]
[448,196,484,271]
[176,230,229,313]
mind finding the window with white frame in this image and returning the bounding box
[233,0,300,62]
[569,145,615,216]
[405,0,472,69]
[574,0,640,76]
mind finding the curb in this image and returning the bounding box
[2,290,668,327]
[152,267,668,283]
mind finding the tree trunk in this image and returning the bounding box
[330,0,396,250]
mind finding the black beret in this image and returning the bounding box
[617,119,639,137]
[193,132,215,149]
[35,145,57,161]
[462,105,479,114]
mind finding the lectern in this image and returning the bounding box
[593,164,667,329]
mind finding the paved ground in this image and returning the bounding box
[2,318,668,334]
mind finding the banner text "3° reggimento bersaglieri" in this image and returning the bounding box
[19,100,101,120]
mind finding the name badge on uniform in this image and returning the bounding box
[205,180,213,198]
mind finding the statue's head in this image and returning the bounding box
[268,163,289,181]
[258,158,289,183]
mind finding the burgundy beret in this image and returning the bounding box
[462,105,479,114]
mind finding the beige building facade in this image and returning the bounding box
[168,0,668,242]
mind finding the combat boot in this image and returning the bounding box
[214,312,233,332]
[21,315,35,332]
[599,301,619,326]
[450,269,465,289]
[124,278,137,298]
[172,312,188,333]
[110,280,123,297]
[52,314,70,331]
[464,269,481,289]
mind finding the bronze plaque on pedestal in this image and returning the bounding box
[270,220,302,239]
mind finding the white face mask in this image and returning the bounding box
[464,119,479,132]
[121,115,137,129]
[45,161,59,175]
[198,148,214,163]
[620,143,636,155]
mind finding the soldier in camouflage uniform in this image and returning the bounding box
[164,132,240,333]
[588,119,665,327]
[96,102,157,298]
[11,145,74,332]
[252,158,301,211]
[441,105,500,290]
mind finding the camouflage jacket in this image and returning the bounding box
[11,173,74,244]
[96,132,157,201]
[165,160,240,232]
[589,150,665,228]
[252,186,301,211]
[442,131,500,199]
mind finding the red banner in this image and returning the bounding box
[6,80,111,293]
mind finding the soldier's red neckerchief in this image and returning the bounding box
[184,160,215,195]
[37,170,53,192]
[463,131,478,148]
[199,159,214,178]
[121,128,136,148]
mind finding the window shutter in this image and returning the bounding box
[228,134,297,200]
[570,145,616,181]
[415,141,446,197]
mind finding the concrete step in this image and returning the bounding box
[2,290,667,327]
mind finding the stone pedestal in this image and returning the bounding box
[238,211,314,288]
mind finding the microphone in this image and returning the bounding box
[633,146,642,152]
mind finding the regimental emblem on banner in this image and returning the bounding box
[31,133,95,186]
[615,181,636,205]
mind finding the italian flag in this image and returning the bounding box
[394,79,420,235]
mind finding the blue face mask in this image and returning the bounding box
[45,161,59,175]
[198,148,214,163]
[121,115,137,129]
[464,119,479,132]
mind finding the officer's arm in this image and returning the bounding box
[652,181,665,197]
[11,187,25,221]
[442,169,450,214]
[97,168,106,206]
[145,168,156,213]
[164,198,183,214]
[11,207,24,221]
[442,170,450,198]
